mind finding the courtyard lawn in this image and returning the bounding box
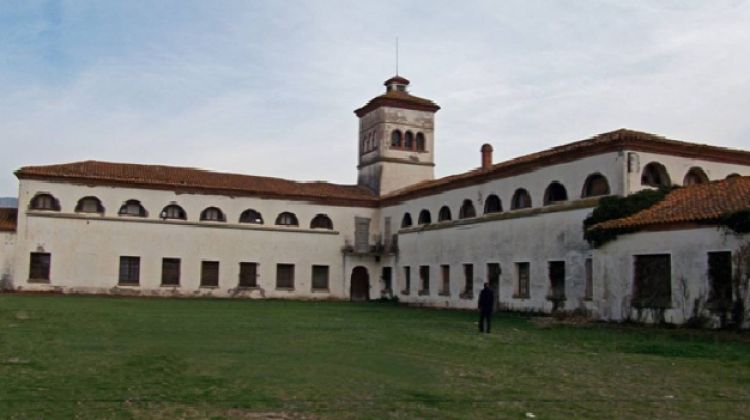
[0,295,749,419]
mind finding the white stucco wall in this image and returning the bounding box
[594,227,749,326]
[0,231,15,289]
[14,179,381,299]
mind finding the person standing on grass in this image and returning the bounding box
[478,282,494,333]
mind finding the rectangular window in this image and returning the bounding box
[382,267,392,292]
[440,265,450,296]
[161,258,181,286]
[515,262,530,298]
[633,254,671,308]
[584,258,593,300]
[354,217,370,253]
[548,261,565,300]
[402,266,411,295]
[118,256,140,285]
[29,252,51,282]
[201,261,220,287]
[419,265,430,295]
[708,251,732,309]
[239,262,258,288]
[276,264,295,289]
[312,265,329,291]
[463,264,474,296]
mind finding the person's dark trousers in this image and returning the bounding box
[479,311,492,333]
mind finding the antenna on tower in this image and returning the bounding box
[395,37,399,75]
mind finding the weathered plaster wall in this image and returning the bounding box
[0,231,15,289]
[595,227,749,326]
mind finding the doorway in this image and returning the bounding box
[350,266,370,301]
[487,263,501,310]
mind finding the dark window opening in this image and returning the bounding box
[404,131,414,150]
[311,214,333,230]
[419,265,430,294]
[401,213,413,228]
[118,256,140,285]
[119,199,147,217]
[75,196,104,214]
[312,265,329,290]
[585,258,593,300]
[402,266,411,295]
[633,254,671,308]
[582,174,610,197]
[418,209,431,225]
[275,212,299,226]
[201,261,220,287]
[416,132,426,151]
[162,258,181,286]
[544,182,568,205]
[438,206,452,222]
[391,130,402,148]
[511,189,532,210]
[440,265,450,296]
[200,207,225,222]
[708,252,732,310]
[30,193,60,211]
[239,209,263,224]
[641,162,671,187]
[276,264,295,289]
[239,262,258,288]
[683,167,709,186]
[548,261,565,300]
[515,262,530,298]
[29,252,51,282]
[161,204,186,220]
[382,267,392,292]
[463,264,473,296]
[458,199,476,219]
[484,194,502,214]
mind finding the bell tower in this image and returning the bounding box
[355,76,440,196]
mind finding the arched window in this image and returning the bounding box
[458,199,476,219]
[200,207,225,222]
[484,194,502,214]
[511,189,532,210]
[29,193,60,211]
[275,212,298,226]
[404,131,414,150]
[544,182,568,205]
[683,167,709,186]
[641,162,671,187]
[438,206,452,222]
[416,132,426,151]
[726,173,740,179]
[161,204,186,220]
[310,214,333,230]
[239,209,264,224]
[401,213,413,228]
[582,174,610,198]
[75,196,104,214]
[391,130,402,148]
[119,199,147,217]
[418,209,431,225]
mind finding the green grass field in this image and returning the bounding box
[1,294,749,419]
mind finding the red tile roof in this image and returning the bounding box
[354,90,440,117]
[381,129,750,203]
[594,176,750,231]
[15,161,378,207]
[0,208,17,232]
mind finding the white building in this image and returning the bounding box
[1,75,749,327]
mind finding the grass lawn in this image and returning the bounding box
[1,295,749,419]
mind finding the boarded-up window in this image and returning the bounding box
[440,265,450,295]
[355,217,370,253]
[584,258,593,300]
[201,261,219,287]
[162,258,180,286]
[633,254,671,308]
[548,261,565,300]
[118,256,140,285]
[463,264,474,295]
[276,264,295,289]
[382,267,392,291]
[312,265,329,290]
[708,252,732,309]
[29,252,51,282]
[403,266,411,295]
[419,266,430,293]
[515,262,530,298]
[239,262,258,288]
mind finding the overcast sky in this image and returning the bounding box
[1,0,749,197]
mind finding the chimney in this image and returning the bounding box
[481,143,493,170]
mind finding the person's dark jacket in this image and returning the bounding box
[478,287,494,313]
